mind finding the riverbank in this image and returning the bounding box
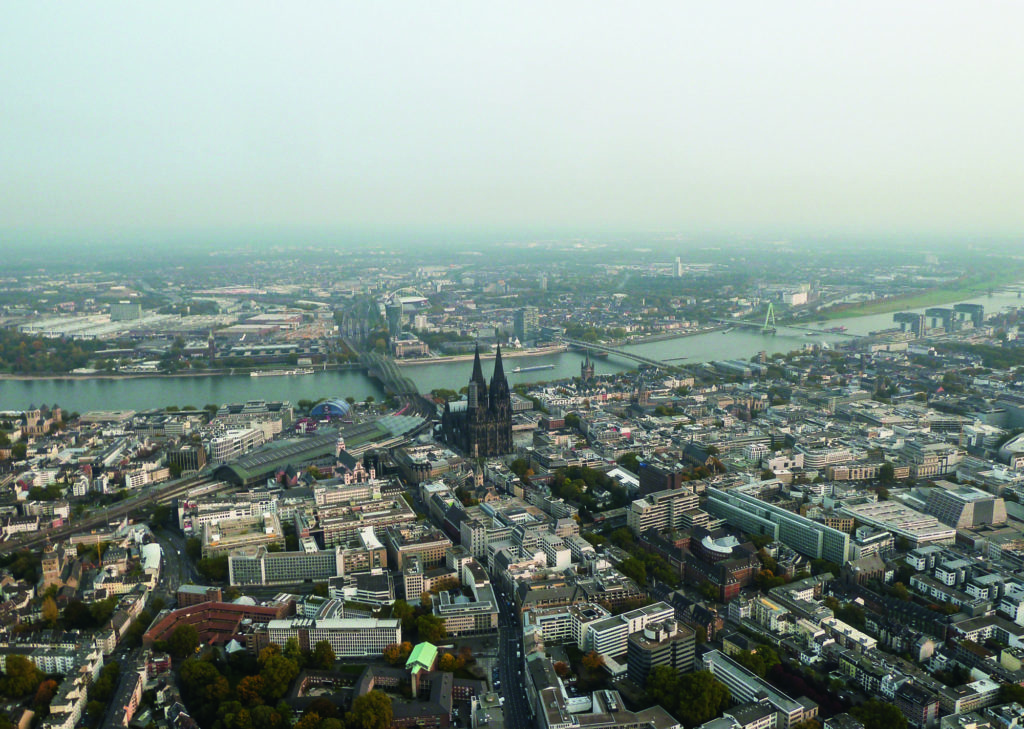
[626,325,728,344]
[815,271,1024,321]
[394,345,567,367]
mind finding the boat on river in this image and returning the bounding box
[250,367,315,378]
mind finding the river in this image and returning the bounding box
[2,289,1021,413]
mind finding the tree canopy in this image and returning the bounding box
[645,667,730,728]
[850,699,908,729]
[346,691,393,729]
[169,623,200,658]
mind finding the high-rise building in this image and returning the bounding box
[675,257,684,277]
[110,301,142,321]
[441,345,513,457]
[626,488,700,535]
[386,303,404,337]
[514,306,539,341]
[627,619,695,686]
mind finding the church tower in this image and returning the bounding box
[581,350,595,382]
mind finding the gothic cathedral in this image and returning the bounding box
[442,344,513,457]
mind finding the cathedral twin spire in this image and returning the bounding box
[442,341,513,457]
[470,342,509,415]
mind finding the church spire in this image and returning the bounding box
[471,342,485,384]
[492,343,505,382]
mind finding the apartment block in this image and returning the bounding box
[627,487,700,535]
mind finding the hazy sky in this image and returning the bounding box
[3,2,1023,240]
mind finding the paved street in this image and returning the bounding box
[494,582,532,729]
[150,528,199,600]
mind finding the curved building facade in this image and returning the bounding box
[311,399,352,418]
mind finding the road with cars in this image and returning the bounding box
[493,581,533,729]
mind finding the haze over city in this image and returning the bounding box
[6,6,1024,729]
[3,1,1024,250]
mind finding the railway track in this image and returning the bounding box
[0,474,224,555]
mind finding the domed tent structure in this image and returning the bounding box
[310,398,351,418]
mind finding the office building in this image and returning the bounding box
[627,487,700,535]
[264,616,400,658]
[893,312,926,338]
[583,602,674,658]
[110,301,142,321]
[228,529,387,586]
[167,444,207,474]
[386,303,404,337]
[514,306,539,341]
[385,524,453,570]
[705,488,850,564]
[837,501,956,548]
[201,513,285,558]
[627,619,695,686]
[208,427,265,463]
[176,584,222,607]
[637,460,691,495]
[703,650,810,728]
[924,484,1006,529]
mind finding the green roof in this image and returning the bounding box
[406,641,437,674]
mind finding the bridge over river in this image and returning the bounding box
[561,337,677,370]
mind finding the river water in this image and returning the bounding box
[2,289,1021,413]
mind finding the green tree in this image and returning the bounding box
[260,654,300,700]
[217,701,254,729]
[1000,684,1024,705]
[851,699,908,729]
[616,452,640,473]
[185,537,203,561]
[179,658,230,712]
[616,557,647,586]
[169,623,200,658]
[879,462,895,483]
[293,713,321,729]
[251,705,286,729]
[645,665,680,709]
[698,581,719,602]
[196,555,229,581]
[346,690,392,729]
[416,614,447,643]
[237,675,266,706]
[284,636,305,666]
[676,671,730,727]
[310,640,336,670]
[0,655,43,698]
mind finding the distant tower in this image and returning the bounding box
[208,329,216,359]
[581,350,595,382]
[386,303,404,337]
[675,257,684,278]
